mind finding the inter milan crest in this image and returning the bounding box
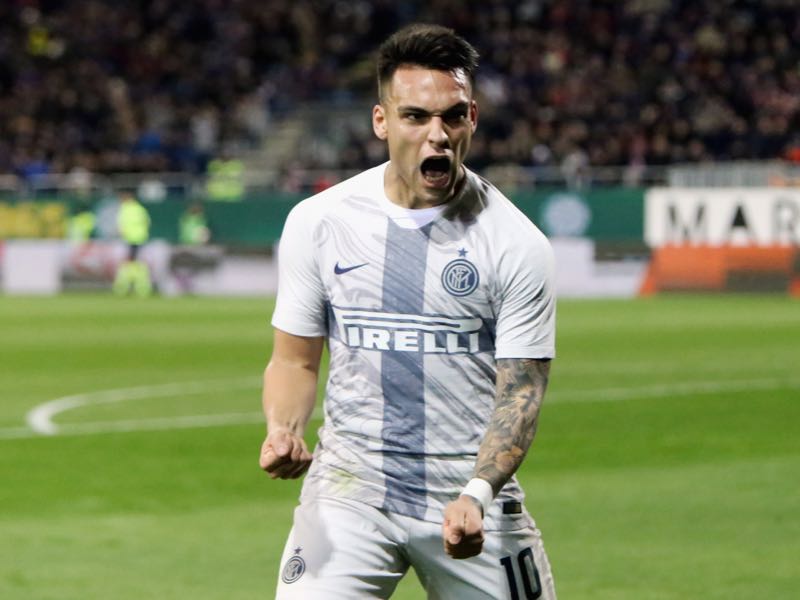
[442,249,479,297]
[281,547,306,584]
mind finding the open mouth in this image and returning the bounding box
[420,156,452,188]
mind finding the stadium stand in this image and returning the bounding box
[1,0,799,193]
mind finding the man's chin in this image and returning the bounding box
[417,185,454,204]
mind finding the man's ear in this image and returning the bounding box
[372,104,388,140]
[470,100,478,133]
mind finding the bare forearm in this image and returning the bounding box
[474,358,550,495]
[262,359,318,436]
[259,331,322,479]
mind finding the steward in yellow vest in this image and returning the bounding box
[113,193,153,297]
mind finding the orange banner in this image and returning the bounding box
[639,246,800,295]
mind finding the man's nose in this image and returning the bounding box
[427,116,449,147]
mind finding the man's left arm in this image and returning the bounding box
[443,357,551,559]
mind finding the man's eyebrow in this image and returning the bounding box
[396,102,470,115]
[396,106,430,114]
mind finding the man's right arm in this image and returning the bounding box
[259,328,324,479]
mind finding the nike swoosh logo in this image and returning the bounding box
[334,261,368,275]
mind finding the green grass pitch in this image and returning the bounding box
[1,294,798,599]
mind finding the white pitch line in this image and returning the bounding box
[0,375,797,441]
[54,411,265,435]
[548,376,800,404]
[26,376,262,435]
[0,414,265,439]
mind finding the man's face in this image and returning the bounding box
[373,66,478,208]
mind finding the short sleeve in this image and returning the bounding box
[493,230,556,359]
[271,203,328,337]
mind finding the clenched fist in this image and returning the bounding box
[442,495,485,559]
[259,428,312,479]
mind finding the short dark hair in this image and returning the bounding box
[376,24,479,100]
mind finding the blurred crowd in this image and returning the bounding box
[1,0,282,178]
[2,0,800,186]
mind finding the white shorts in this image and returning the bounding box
[275,496,556,600]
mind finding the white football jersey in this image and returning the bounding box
[272,162,555,531]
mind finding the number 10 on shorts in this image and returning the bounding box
[500,547,542,600]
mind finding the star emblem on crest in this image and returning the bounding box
[458,247,468,257]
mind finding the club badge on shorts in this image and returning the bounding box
[281,547,306,584]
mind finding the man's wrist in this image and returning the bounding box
[266,422,303,437]
[460,478,493,517]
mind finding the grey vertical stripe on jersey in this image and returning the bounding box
[380,220,431,518]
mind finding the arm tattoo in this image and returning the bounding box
[474,358,551,496]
